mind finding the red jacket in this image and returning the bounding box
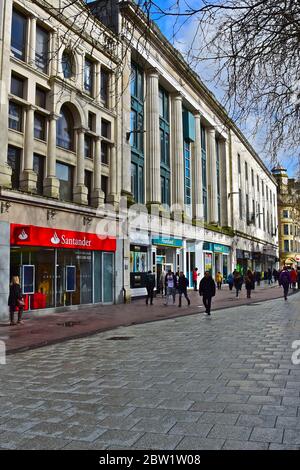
[290,270,298,282]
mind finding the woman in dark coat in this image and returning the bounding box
[8,276,24,326]
[245,270,255,298]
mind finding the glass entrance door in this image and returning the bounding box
[102,252,114,303]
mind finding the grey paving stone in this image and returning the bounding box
[250,427,284,443]
[276,417,300,429]
[161,410,203,423]
[93,430,144,447]
[134,433,183,450]
[60,441,109,450]
[225,404,261,415]
[208,424,252,440]
[198,412,239,425]
[17,437,72,450]
[247,395,282,405]
[157,399,194,411]
[236,414,276,428]
[269,444,300,450]
[190,402,227,413]
[131,417,176,434]
[168,422,213,438]
[283,429,300,445]
[127,408,168,420]
[97,416,141,431]
[175,437,225,450]
[222,440,269,450]
[260,405,298,417]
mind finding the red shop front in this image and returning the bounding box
[10,224,116,309]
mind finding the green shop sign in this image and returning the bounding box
[152,238,183,248]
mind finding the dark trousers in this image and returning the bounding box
[217,282,222,290]
[203,296,212,314]
[179,291,190,306]
[9,306,23,323]
[246,289,251,298]
[193,280,197,291]
[283,285,289,299]
[146,288,154,305]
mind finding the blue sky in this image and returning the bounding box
[86,0,297,176]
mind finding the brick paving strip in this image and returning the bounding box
[0,283,296,355]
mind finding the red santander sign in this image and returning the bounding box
[10,224,116,252]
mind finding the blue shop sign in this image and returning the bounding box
[152,238,183,248]
[213,244,230,254]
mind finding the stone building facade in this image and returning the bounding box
[0,0,279,316]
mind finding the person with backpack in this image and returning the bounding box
[245,270,255,299]
[279,267,291,301]
[199,271,216,316]
[145,270,156,305]
[227,272,234,291]
[178,272,191,307]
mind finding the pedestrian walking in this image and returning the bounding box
[227,272,234,291]
[178,272,190,307]
[8,276,24,326]
[215,271,223,290]
[164,270,177,306]
[255,271,261,286]
[233,270,243,298]
[273,268,278,283]
[192,268,199,291]
[199,271,216,316]
[297,267,300,290]
[145,270,155,305]
[245,270,255,298]
[279,267,291,300]
[159,270,166,297]
[267,268,273,285]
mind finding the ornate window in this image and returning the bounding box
[62,50,75,79]
[56,106,74,150]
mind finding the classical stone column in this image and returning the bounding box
[74,128,88,205]
[172,93,184,211]
[207,127,218,225]
[50,31,58,77]
[146,68,160,205]
[95,62,101,103]
[220,138,230,227]
[44,113,60,198]
[91,136,105,207]
[20,105,38,192]
[107,144,119,206]
[192,113,203,222]
[29,16,36,66]
[0,0,12,187]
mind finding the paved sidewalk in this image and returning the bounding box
[0,292,300,450]
[0,283,296,355]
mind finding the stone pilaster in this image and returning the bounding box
[172,93,184,212]
[146,68,160,205]
[20,105,38,193]
[207,127,218,225]
[29,16,37,66]
[73,128,88,205]
[106,144,119,206]
[220,138,230,227]
[193,113,203,221]
[91,136,105,208]
[44,113,60,198]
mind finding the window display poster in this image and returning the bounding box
[22,265,35,294]
[130,251,147,273]
[66,265,76,292]
[204,253,212,273]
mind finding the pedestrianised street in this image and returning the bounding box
[0,294,300,450]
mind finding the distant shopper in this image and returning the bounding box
[273,268,279,283]
[164,270,177,306]
[255,271,261,286]
[245,270,255,299]
[192,268,199,291]
[199,271,216,316]
[297,268,300,290]
[216,272,223,290]
[267,268,273,285]
[178,272,190,307]
[159,270,166,297]
[279,267,291,301]
[233,270,243,298]
[8,276,24,326]
[145,270,156,305]
[227,272,234,291]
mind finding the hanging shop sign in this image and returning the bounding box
[10,224,116,252]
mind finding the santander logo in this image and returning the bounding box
[51,232,60,245]
[18,229,28,241]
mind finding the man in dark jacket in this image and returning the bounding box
[178,272,190,307]
[199,271,216,316]
[145,270,156,305]
[279,267,291,300]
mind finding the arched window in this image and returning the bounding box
[57,105,74,150]
[62,50,74,79]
